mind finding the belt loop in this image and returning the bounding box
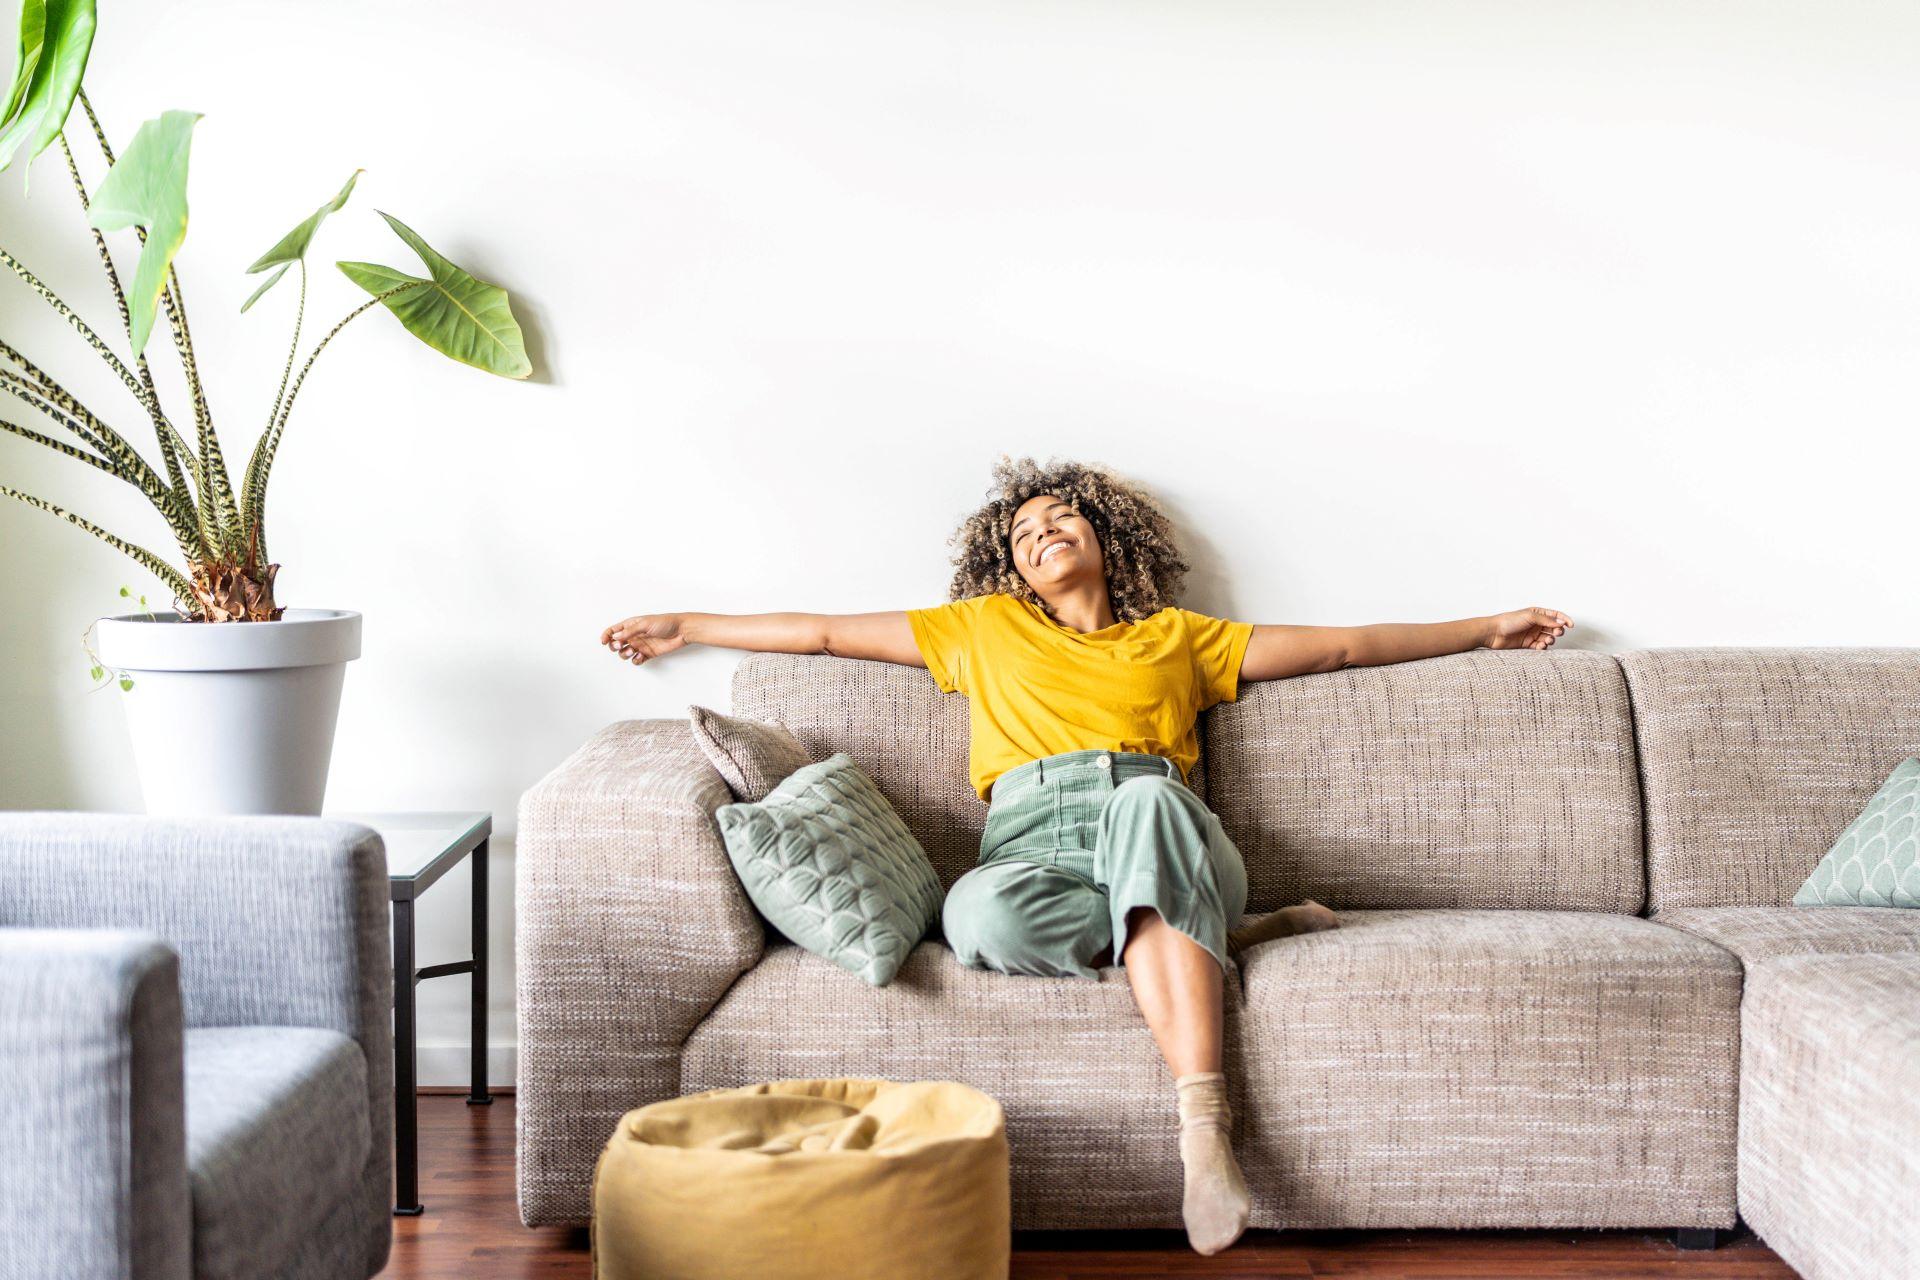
[1163,756,1177,779]
[1035,757,1044,786]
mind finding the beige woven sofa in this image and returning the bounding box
[516,646,1920,1274]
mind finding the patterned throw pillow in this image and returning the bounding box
[714,753,944,986]
[1794,757,1920,908]
[688,705,813,802]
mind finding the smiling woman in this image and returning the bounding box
[597,452,1571,1257]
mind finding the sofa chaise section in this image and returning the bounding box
[1738,953,1920,1280]
[1619,646,1920,1269]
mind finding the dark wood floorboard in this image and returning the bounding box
[381,1095,1801,1279]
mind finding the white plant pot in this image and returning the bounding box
[94,608,362,816]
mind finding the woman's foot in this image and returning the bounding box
[1226,899,1339,955]
[1173,1072,1250,1254]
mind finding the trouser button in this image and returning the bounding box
[1096,753,1112,769]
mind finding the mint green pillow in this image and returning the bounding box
[1793,757,1920,908]
[714,753,943,986]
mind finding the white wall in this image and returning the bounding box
[4,0,1916,1084]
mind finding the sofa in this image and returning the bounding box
[516,646,1920,1276]
[0,814,394,1280]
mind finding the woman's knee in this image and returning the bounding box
[941,862,1108,977]
[1099,776,1247,913]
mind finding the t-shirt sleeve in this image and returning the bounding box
[1182,609,1256,709]
[905,595,989,694]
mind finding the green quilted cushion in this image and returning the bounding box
[715,752,944,986]
[1794,757,1920,908]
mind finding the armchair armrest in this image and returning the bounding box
[0,930,190,1280]
[515,719,764,1226]
[0,812,394,1273]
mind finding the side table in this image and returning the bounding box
[332,810,494,1215]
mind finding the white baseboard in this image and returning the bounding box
[414,1041,518,1091]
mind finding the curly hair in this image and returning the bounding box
[943,455,1191,623]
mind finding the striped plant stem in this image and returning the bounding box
[245,281,424,552]
[56,131,203,538]
[0,483,196,603]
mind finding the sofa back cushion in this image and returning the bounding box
[1204,650,1644,913]
[1619,647,1920,912]
[731,654,983,889]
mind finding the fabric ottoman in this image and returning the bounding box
[592,1078,1009,1280]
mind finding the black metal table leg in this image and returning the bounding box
[393,897,423,1216]
[468,837,493,1107]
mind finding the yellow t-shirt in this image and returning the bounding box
[905,592,1256,801]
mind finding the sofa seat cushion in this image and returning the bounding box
[1235,909,1741,1230]
[680,941,1245,1230]
[1739,954,1920,1280]
[1653,906,1920,962]
[183,1026,370,1280]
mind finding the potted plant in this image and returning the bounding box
[1,0,532,814]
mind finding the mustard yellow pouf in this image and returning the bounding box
[592,1078,1010,1280]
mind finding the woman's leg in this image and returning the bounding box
[1094,775,1252,1256]
[943,858,1112,979]
[1119,905,1223,1075]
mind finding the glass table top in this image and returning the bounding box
[327,810,491,882]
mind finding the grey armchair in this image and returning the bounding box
[0,813,393,1280]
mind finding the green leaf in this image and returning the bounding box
[240,262,289,314]
[88,663,103,681]
[117,584,129,596]
[337,211,531,379]
[0,0,94,178]
[3,0,47,125]
[117,674,132,691]
[86,109,200,356]
[241,169,360,311]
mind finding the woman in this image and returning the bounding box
[600,456,1572,1256]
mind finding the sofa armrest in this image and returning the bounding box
[0,812,394,1274]
[0,930,191,1280]
[515,719,764,1226]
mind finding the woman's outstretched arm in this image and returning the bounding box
[600,611,925,668]
[1238,606,1572,683]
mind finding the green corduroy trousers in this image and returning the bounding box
[942,748,1249,980]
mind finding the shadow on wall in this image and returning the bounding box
[0,449,129,810]
[1160,492,1242,622]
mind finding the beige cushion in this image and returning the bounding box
[1618,647,1920,911]
[1236,909,1740,1229]
[688,705,812,802]
[1653,905,1920,962]
[1205,650,1645,912]
[1739,954,1920,1280]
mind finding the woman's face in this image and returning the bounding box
[1009,492,1106,595]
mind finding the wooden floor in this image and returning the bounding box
[381,1094,1801,1279]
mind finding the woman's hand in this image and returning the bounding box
[601,613,688,665]
[1484,607,1573,651]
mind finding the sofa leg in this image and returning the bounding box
[1674,1227,1721,1250]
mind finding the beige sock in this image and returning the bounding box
[1226,898,1340,955]
[1172,1071,1250,1255]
